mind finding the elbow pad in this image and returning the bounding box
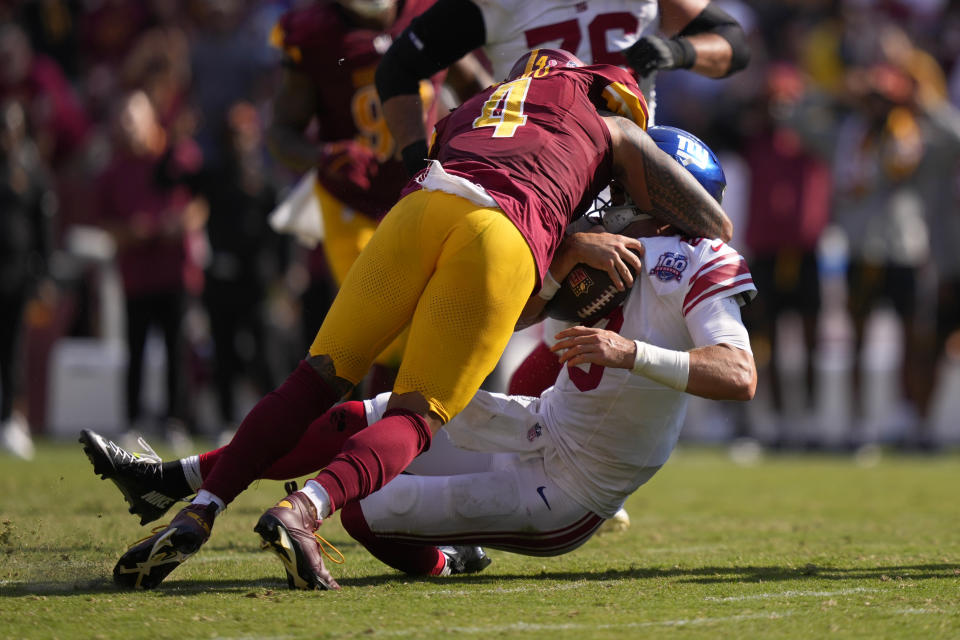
[375,0,486,103]
[678,4,750,76]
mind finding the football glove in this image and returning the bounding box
[318,141,379,191]
[623,35,696,77]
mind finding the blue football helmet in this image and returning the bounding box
[597,125,725,233]
[647,125,726,204]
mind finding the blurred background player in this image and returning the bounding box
[109,49,732,590]
[375,0,750,177]
[266,0,489,396]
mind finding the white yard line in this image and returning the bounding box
[704,587,880,602]
[427,580,612,596]
[643,545,732,554]
[368,598,944,637]
[374,611,798,636]
[895,608,941,615]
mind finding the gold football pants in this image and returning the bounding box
[314,182,405,368]
[310,189,536,423]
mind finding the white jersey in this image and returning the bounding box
[475,0,660,116]
[372,236,756,520]
[538,235,756,517]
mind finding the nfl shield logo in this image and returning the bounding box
[567,268,593,297]
[527,423,542,442]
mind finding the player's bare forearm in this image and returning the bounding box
[267,124,320,173]
[659,0,746,78]
[382,95,429,154]
[267,68,320,172]
[687,343,756,401]
[446,54,494,103]
[686,33,734,78]
[550,328,756,401]
[605,115,732,241]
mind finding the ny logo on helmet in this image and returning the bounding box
[676,136,710,170]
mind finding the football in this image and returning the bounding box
[543,250,640,325]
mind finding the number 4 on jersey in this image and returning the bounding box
[472,76,532,138]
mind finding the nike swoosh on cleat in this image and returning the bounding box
[536,486,551,510]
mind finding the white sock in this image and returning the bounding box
[301,479,332,520]
[180,455,203,492]
[193,490,226,514]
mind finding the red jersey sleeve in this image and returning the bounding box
[682,242,756,317]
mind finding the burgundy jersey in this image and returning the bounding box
[414,61,647,280]
[272,0,442,219]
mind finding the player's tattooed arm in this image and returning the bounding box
[604,115,733,241]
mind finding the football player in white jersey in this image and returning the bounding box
[332,126,756,571]
[80,126,756,580]
[375,0,750,176]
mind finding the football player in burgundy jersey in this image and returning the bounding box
[267,0,488,391]
[267,0,438,390]
[110,49,732,591]
[89,126,753,583]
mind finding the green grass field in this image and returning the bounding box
[1,440,958,639]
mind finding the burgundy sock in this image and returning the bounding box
[313,408,432,512]
[200,360,342,504]
[197,447,221,480]
[197,401,369,480]
[508,341,562,396]
[341,501,444,576]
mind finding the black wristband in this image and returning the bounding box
[401,139,430,177]
[670,37,697,70]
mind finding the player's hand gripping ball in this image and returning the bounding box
[544,249,641,325]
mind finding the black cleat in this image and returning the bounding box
[439,545,492,575]
[80,429,186,525]
[113,503,216,589]
[254,491,342,590]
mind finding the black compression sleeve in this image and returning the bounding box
[376,0,487,103]
[678,4,750,76]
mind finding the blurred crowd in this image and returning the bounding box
[663,0,960,451]
[2,0,960,458]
